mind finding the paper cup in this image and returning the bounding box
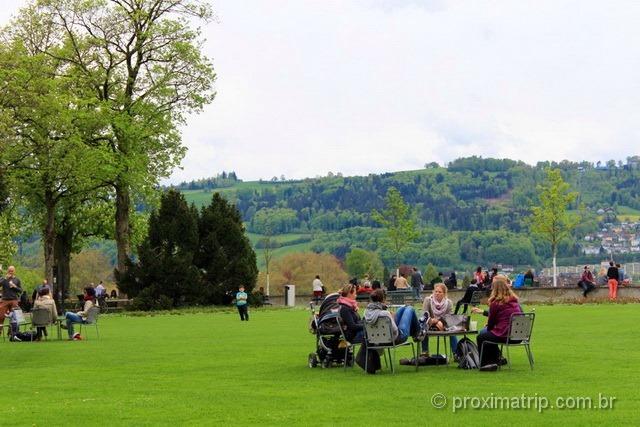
[470,321,478,331]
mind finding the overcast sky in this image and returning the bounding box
[2,0,640,183]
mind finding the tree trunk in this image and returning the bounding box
[43,194,56,287]
[552,247,557,288]
[114,180,131,274]
[54,224,73,315]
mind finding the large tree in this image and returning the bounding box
[196,193,258,304]
[530,169,578,287]
[15,0,216,273]
[117,189,201,308]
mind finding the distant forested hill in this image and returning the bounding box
[181,156,640,270]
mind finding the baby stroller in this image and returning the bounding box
[308,293,354,368]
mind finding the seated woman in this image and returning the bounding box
[338,284,364,344]
[474,275,523,369]
[421,283,457,356]
[363,289,423,343]
[32,287,58,340]
[62,286,98,340]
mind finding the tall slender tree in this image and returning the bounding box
[530,169,578,287]
[372,187,419,270]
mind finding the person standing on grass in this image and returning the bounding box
[312,275,324,304]
[410,267,423,300]
[607,261,619,301]
[236,285,249,321]
[0,266,22,331]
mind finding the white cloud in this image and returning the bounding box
[3,0,640,183]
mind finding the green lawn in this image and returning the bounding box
[8,304,639,426]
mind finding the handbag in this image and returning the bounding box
[442,314,469,332]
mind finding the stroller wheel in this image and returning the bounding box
[308,353,318,368]
[321,358,331,369]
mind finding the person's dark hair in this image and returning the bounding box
[370,289,385,303]
[412,267,417,272]
[84,286,96,297]
[315,275,320,279]
[438,272,443,276]
[609,261,614,266]
[584,266,589,270]
[476,266,482,273]
[492,268,498,274]
[616,263,621,268]
[371,280,381,289]
[38,287,50,297]
[470,278,477,285]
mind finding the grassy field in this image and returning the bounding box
[6,303,639,426]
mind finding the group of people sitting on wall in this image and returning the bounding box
[578,261,630,300]
[336,273,523,373]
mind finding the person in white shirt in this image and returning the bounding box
[312,275,324,303]
[95,281,106,298]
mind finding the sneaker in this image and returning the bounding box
[73,333,82,340]
[60,324,68,330]
[479,364,498,372]
[10,335,20,342]
[498,357,508,366]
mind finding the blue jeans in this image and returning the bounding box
[65,312,85,338]
[395,306,420,343]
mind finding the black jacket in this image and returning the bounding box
[607,266,619,280]
[339,303,363,342]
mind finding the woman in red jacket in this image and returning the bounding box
[474,276,522,369]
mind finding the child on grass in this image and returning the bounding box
[236,286,249,321]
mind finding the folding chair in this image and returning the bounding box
[79,307,100,339]
[335,315,360,371]
[364,316,417,373]
[480,312,535,370]
[30,307,53,341]
[3,309,29,341]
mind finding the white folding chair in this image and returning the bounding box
[480,312,535,370]
[364,316,417,373]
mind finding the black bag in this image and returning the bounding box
[443,314,469,332]
[12,331,38,342]
[456,337,480,369]
[356,344,381,374]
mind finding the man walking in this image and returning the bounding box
[0,266,23,330]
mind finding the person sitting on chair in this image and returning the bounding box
[32,287,57,340]
[61,286,98,340]
[421,283,457,356]
[473,275,522,370]
[363,289,424,344]
[338,284,364,344]
[454,279,479,315]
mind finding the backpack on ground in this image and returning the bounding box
[456,337,480,369]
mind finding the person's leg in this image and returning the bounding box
[421,338,429,354]
[477,328,503,366]
[454,299,463,315]
[237,305,243,320]
[243,305,249,321]
[65,312,83,339]
[396,306,419,339]
[0,300,8,332]
[462,303,469,314]
[450,336,458,354]
[612,279,618,300]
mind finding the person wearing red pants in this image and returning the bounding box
[606,261,619,301]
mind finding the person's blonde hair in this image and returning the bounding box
[340,283,356,297]
[488,275,518,304]
[433,283,448,297]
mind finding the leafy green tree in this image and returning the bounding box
[345,248,384,281]
[16,0,216,273]
[196,193,258,304]
[530,169,578,287]
[372,187,419,269]
[117,189,201,308]
[423,263,439,285]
